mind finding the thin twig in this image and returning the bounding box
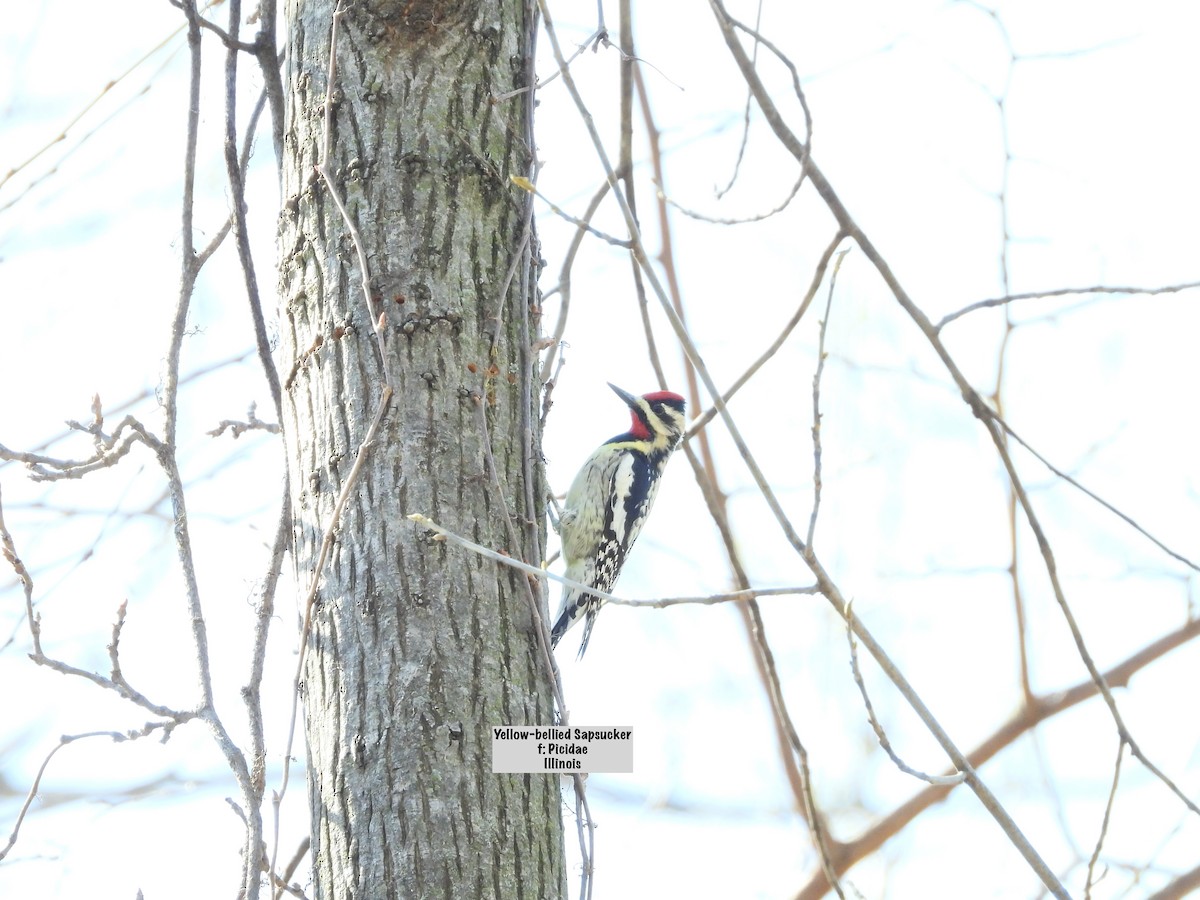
[0,415,155,482]
[724,9,812,167]
[633,49,820,828]
[1084,740,1125,899]
[999,419,1200,573]
[247,485,291,857]
[0,351,255,472]
[981,57,1035,715]
[540,180,611,383]
[0,49,186,216]
[271,387,393,896]
[710,0,1200,857]
[573,771,597,900]
[471,400,565,713]
[223,0,283,421]
[168,10,262,900]
[409,512,814,608]
[624,12,844,892]
[314,2,391,387]
[252,0,286,164]
[0,4,216,194]
[169,0,226,708]
[659,170,805,226]
[845,603,965,787]
[684,230,845,441]
[806,248,848,549]
[512,176,632,247]
[578,41,865,893]
[0,729,172,862]
[937,281,1200,330]
[208,403,281,439]
[491,27,607,102]
[269,836,312,899]
[714,0,764,199]
[488,178,538,362]
[706,3,1071,894]
[794,616,1200,900]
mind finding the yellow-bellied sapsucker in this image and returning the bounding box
[550,383,687,657]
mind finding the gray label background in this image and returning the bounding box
[492,726,634,773]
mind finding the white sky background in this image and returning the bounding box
[2,1,1199,898]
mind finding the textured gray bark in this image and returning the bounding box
[278,1,564,896]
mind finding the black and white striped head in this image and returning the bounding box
[608,383,687,451]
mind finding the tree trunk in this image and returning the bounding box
[278,1,563,896]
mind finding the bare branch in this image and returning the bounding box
[222,0,284,421]
[724,8,813,162]
[707,2,1071,893]
[0,728,176,863]
[713,0,764,199]
[208,403,281,439]
[1146,863,1200,900]
[489,173,538,362]
[162,7,262,897]
[0,352,255,474]
[998,418,1200,573]
[539,180,611,385]
[845,603,965,788]
[1,478,193,723]
[314,1,391,389]
[272,385,393,896]
[620,14,844,892]
[1084,741,1125,899]
[796,617,1200,900]
[491,27,608,102]
[251,0,286,164]
[270,836,313,899]
[806,248,848,549]
[658,170,805,226]
[0,11,202,197]
[561,14,1015,890]
[937,281,1200,330]
[0,402,163,483]
[632,43,823,833]
[471,399,564,710]
[684,230,845,441]
[409,512,815,608]
[247,487,290,843]
[511,176,633,247]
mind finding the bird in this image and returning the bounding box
[549,383,687,658]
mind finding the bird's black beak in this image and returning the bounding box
[607,383,639,409]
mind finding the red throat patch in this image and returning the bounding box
[628,410,651,440]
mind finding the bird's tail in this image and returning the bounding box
[550,587,599,658]
[549,588,578,648]
[575,609,599,659]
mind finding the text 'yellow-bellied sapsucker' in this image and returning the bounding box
[550,383,687,658]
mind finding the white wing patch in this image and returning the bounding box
[551,421,678,655]
[607,454,636,547]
